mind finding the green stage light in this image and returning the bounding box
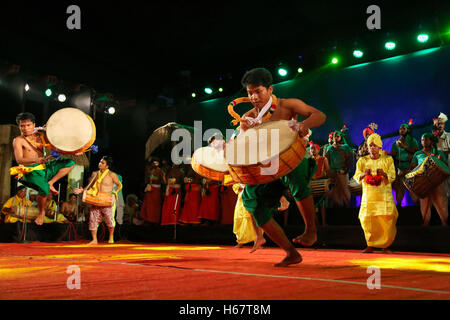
[417,34,429,43]
[204,88,213,94]
[45,88,52,97]
[218,87,223,92]
[385,41,396,50]
[191,93,196,98]
[353,50,364,58]
[297,67,303,73]
[278,68,288,76]
[331,57,339,64]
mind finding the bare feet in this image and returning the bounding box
[88,240,98,245]
[292,232,317,247]
[108,239,114,244]
[250,237,266,253]
[274,250,302,267]
[48,183,59,195]
[234,243,244,248]
[34,214,44,225]
[362,246,374,253]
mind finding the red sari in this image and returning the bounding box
[198,183,220,221]
[160,186,182,225]
[178,184,201,224]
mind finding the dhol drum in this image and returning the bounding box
[308,179,331,197]
[191,146,229,181]
[46,107,96,154]
[348,178,362,196]
[224,120,306,185]
[403,155,450,199]
[82,191,114,207]
[15,206,40,219]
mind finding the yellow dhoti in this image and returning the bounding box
[359,214,397,248]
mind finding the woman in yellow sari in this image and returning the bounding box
[353,133,398,253]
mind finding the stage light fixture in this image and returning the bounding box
[57,94,67,102]
[24,84,30,92]
[191,93,196,98]
[278,68,288,76]
[297,67,303,73]
[385,41,396,50]
[204,88,213,94]
[106,106,116,115]
[45,88,53,97]
[331,57,339,64]
[417,34,429,43]
[218,87,223,92]
[353,50,364,58]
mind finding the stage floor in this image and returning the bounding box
[0,241,449,300]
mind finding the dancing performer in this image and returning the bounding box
[141,158,165,224]
[411,133,448,226]
[10,112,77,225]
[353,133,398,253]
[238,68,326,266]
[388,121,419,206]
[74,156,122,244]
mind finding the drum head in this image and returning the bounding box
[225,120,297,165]
[192,146,229,173]
[46,108,95,152]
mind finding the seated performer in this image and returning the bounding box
[1,185,33,224]
[387,121,419,206]
[238,68,326,266]
[11,112,77,225]
[354,133,398,253]
[61,193,79,222]
[74,156,122,244]
[411,133,448,226]
[42,193,68,224]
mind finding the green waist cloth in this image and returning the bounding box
[242,157,317,226]
[19,158,75,195]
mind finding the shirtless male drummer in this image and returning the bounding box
[12,112,77,225]
[73,156,122,244]
[238,68,326,266]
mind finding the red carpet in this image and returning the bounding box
[0,241,449,300]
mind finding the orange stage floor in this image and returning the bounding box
[0,241,449,300]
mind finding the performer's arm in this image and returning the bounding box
[73,172,97,194]
[283,99,326,137]
[111,173,123,199]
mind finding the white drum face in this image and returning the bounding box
[192,146,229,172]
[225,120,296,165]
[46,108,93,152]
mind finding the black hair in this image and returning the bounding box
[16,112,35,125]
[101,155,113,168]
[69,193,76,198]
[241,68,273,89]
[17,185,27,192]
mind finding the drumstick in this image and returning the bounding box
[76,183,79,221]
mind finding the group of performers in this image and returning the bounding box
[2,67,449,268]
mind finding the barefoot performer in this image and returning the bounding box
[10,112,77,225]
[74,156,122,244]
[237,68,326,266]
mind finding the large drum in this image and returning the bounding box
[191,146,229,181]
[82,191,114,207]
[46,107,96,154]
[403,155,450,199]
[309,179,331,197]
[15,206,40,219]
[224,120,306,185]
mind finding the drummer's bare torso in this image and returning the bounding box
[13,131,45,165]
[93,170,117,193]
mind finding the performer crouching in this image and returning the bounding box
[74,156,122,244]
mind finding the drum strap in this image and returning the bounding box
[86,169,110,197]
